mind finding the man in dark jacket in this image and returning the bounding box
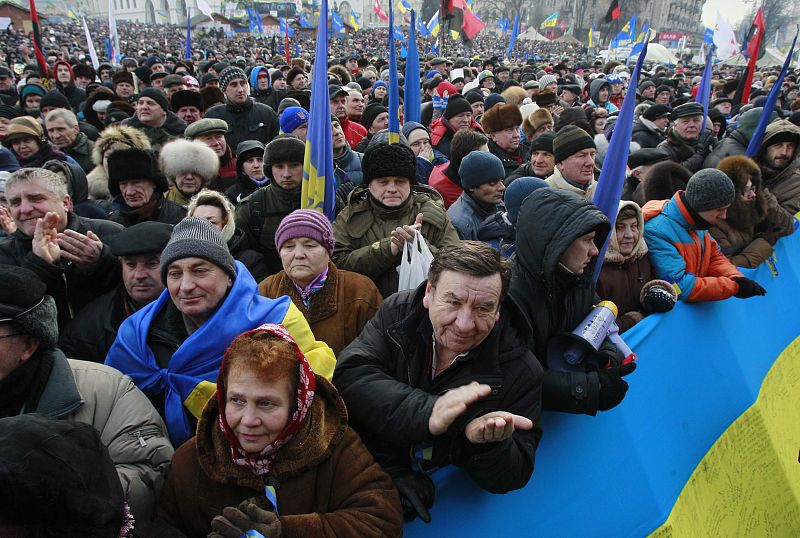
[44,108,94,173]
[121,88,186,153]
[506,132,556,185]
[59,221,172,362]
[631,104,669,148]
[334,241,542,523]
[510,188,635,416]
[658,102,716,173]
[52,60,86,111]
[448,151,507,240]
[0,168,123,329]
[481,103,530,178]
[702,107,773,169]
[204,66,279,151]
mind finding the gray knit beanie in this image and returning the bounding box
[218,66,247,92]
[160,217,236,284]
[684,169,735,212]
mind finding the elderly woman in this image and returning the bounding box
[157,324,403,538]
[2,116,77,168]
[160,139,220,207]
[188,189,268,282]
[332,142,460,298]
[260,210,382,354]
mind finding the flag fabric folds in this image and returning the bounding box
[540,11,558,29]
[387,0,401,144]
[744,8,765,59]
[746,32,797,158]
[196,0,214,19]
[81,16,100,70]
[28,0,49,77]
[301,0,336,220]
[397,0,410,14]
[506,12,520,60]
[279,17,295,36]
[393,25,404,40]
[404,10,420,124]
[332,12,345,33]
[373,0,388,22]
[299,12,313,28]
[588,24,595,48]
[107,0,121,64]
[426,10,441,37]
[604,0,620,23]
[695,45,715,130]
[613,15,636,48]
[348,13,360,31]
[593,39,649,281]
[713,12,739,60]
[703,27,714,44]
[184,9,192,59]
[630,22,648,57]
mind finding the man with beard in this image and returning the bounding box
[754,119,800,231]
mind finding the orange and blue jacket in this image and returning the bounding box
[642,193,743,302]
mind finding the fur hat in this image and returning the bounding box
[522,108,553,141]
[159,139,219,182]
[716,155,768,230]
[171,89,203,111]
[362,142,417,184]
[106,148,168,197]
[187,188,237,242]
[72,63,96,81]
[112,70,134,87]
[92,124,152,167]
[481,103,523,134]
[641,161,692,204]
[534,90,558,108]
[286,67,306,86]
[263,135,305,180]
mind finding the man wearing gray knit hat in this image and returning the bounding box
[161,216,236,287]
[546,125,598,201]
[644,168,766,302]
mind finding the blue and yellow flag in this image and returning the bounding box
[349,12,360,31]
[397,0,410,14]
[404,10,420,123]
[588,23,595,48]
[426,9,440,37]
[387,0,400,144]
[540,11,558,29]
[301,0,336,220]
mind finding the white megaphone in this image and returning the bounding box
[547,301,637,372]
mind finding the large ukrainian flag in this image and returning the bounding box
[301,0,336,220]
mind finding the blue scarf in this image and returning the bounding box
[106,261,292,446]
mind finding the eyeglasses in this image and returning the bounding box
[0,333,21,341]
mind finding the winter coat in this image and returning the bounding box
[447,191,504,240]
[122,113,187,153]
[260,262,382,354]
[643,192,743,301]
[488,139,531,179]
[62,131,95,173]
[333,284,543,491]
[415,150,449,184]
[234,182,301,275]
[506,162,543,186]
[429,116,484,159]
[596,201,660,332]
[657,129,716,173]
[546,166,597,201]
[225,142,269,204]
[164,185,192,207]
[157,377,403,538]
[758,120,800,228]
[631,118,665,148]
[332,184,460,298]
[30,351,173,532]
[227,227,268,282]
[340,115,368,150]
[510,188,624,416]
[334,144,364,186]
[109,192,188,227]
[702,129,748,169]
[0,212,123,329]
[15,141,78,169]
[204,99,280,152]
[428,161,462,208]
[56,83,86,111]
[217,145,238,192]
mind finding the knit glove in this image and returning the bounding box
[639,279,678,314]
[733,276,766,299]
[394,471,436,523]
[209,497,282,538]
[432,92,448,111]
[597,362,636,411]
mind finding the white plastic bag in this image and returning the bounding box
[397,230,434,291]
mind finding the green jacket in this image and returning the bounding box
[332,184,460,298]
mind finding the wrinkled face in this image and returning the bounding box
[698,204,729,225]
[764,141,797,170]
[24,95,41,110]
[347,91,365,118]
[450,111,472,130]
[290,74,307,90]
[56,64,71,83]
[368,176,411,206]
[118,179,156,208]
[560,231,599,275]
[470,101,484,116]
[166,257,232,326]
[490,126,520,153]
[11,137,40,160]
[331,121,346,151]
[557,148,596,184]
[423,270,502,355]
[562,89,578,103]
[175,172,204,196]
[115,82,134,97]
[534,123,553,137]
[121,254,164,304]
[45,117,79,148]
[470,178,505,205]
[715,102,732,115]
[331,95,347,120]
[674,115,703,141]
[192,204,226,231]
[642,86,656,99]
[197,132,227,157]
[271,162,303,190]
[242,156,264,179]
[615,216,639,257]
[137,96,166,127]
[279,237,330,287]
[407,129,432,157]
[257,75,269,90]
[225,78,250,104]
[6,177,69,236]
[176,106,202,125]
[531,150,555,177]
[224,366,293,454]
[370,112,389,134]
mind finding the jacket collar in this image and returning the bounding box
[31,350,84,418]
[271,262,339,323]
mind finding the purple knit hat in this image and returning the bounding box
[275,209,335,252]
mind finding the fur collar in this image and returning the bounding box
[604,200,648,264]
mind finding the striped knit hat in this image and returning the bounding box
[553,125,596,163]
[218,66,247,92]
[160,217,236,284]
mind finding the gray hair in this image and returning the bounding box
[44,108,79,128]
[7,168,69,199]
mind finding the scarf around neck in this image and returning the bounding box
[292,265,329,308]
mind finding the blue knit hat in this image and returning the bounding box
[279,106,309,134]
[372,80,387,91]
[459,151,505,189]
[484,93,506,112]
[504,177,549,224]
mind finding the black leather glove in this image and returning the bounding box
[597,362,637,411]
[733,276,766,299]
[209,497,282,538]
[640,280,677,314]
[394,472,435,523]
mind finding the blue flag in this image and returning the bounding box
[184,9,192,60]
[301,0,336,220]
[256,9,264,33]
[704,27,714,44]
[331,11,344,33]
[392,25,404,40]
[299,12,313,28]
[404,9,421,123]
[695,45,715,131]
[746,31,798,157]
[387,0,400,143]
[506,12,520,60]
[279,17,295,36]
[593,39,649,281]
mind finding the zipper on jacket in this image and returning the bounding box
[129,426,163,447]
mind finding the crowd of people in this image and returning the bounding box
[0,18,797,536]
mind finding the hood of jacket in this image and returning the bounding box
[249,66,269,90]
[604,200,647,264]
[589,79,610,104]
[45,159,89,205]
[514,188,610,287]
